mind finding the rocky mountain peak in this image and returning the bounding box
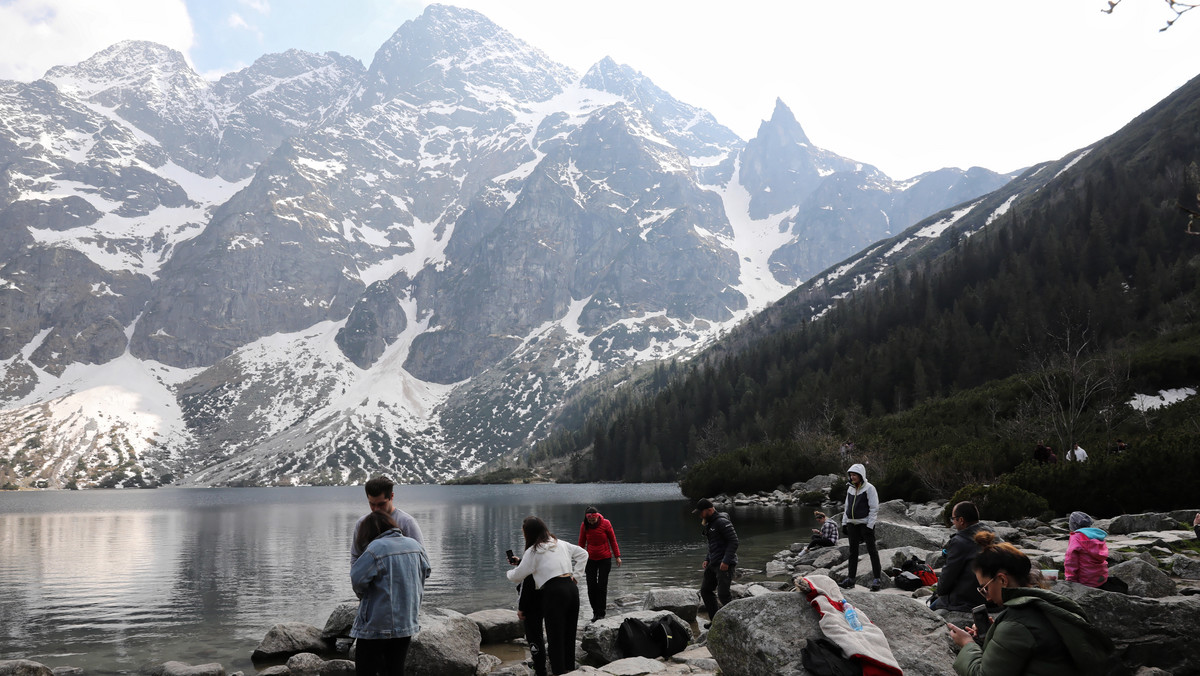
[358,3,575,108]
[44,40,203,99]
[758,98,811,148]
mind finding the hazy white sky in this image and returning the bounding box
[2,0,1198,179]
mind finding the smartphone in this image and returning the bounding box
[506,549,516,564]
[971,604,991,644]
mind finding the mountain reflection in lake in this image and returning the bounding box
[0,483,814,673]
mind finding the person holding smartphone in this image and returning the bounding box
[506,516,588,675]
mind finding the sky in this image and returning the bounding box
[1,0,1199,179]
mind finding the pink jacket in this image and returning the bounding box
[1064,528,1108,587]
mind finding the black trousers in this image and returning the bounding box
[539,576,580,675]
[519,578,547,676]
[584,557,612,618]
[845,522,882,579]
[354,636,412,676]
[700,563,732,620]
[808,535,835,548]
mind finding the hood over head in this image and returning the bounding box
[846,463,868,483]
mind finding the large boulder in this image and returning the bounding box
[1055,581,1200,674]
[872,521,947,551]
[1108,513,1180,535]
[705,586,955,676]
[876,500,919,525]
[252,623,327,662]
[0,661,53,676]
[792,474,838,493]
[466,608,523,644]
[641,587,700,623]
[407,607,481,676]
[1108,559,1177,598]
[908,502,947,527]
[596,656,667,675]
[1167,554,1200,580]
[580,610,691,664]
[321,602,357,639]
[284,653,324,676]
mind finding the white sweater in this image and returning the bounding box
[505,537,588,589]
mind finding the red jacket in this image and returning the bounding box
[577,514,621,560]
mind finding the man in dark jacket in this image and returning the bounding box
[932,501,991,612]
[694,498,738,624]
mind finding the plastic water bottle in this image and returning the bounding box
[843,601,863,631]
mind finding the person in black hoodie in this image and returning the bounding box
[931,501,991,612]
[694,498,738,625]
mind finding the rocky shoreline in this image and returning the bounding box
[4,478,1199,676]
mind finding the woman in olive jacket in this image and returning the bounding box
[947,531,1112,675]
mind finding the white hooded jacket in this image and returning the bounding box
[842,462,879,528]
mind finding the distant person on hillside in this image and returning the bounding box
[1113,439,1129,454]
[350,511,431,676]
[1194,513,1200,539]
[1034,441,1050,464]
[351,476,425,566]
[506,516,588,675]
[1065,511,1126,592]
[839,441,854,461]
[1047,447,1059,463]
[577,506,621,622]
[799,510,839,556]
[930,501,991,613]
[840,463,883,592]
[1067,442,1089,462]
[695,498,739,626]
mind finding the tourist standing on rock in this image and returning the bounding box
[931,501,990,612]
[577,506,622,622]
[840,463,882,591]
[1194,512,1200,539]
[799,510,839,556]
[507,516,588,675]
[351,476,425,566]
[350,511,432,676]
[947,531,1112,675]
[695,498,739,626]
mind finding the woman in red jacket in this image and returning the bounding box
[577,506,622,621]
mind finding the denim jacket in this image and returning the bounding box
[350,529,432,640]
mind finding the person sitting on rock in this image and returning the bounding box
[799,510,839,556]
[1065,511,1108,588]
[931,501,991,613]
[947,531,1113,675]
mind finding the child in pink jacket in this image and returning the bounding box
[1065,511,1108,587]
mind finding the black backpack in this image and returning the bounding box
[802,637,863,676]
[618,616,690,659]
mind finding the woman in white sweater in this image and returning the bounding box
[507,516,589,675]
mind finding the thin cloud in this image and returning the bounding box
[0,0,195,81]
[240,0,270,14]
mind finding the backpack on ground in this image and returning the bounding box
[901,555,938,587]
[801,636,864,676]
[894,571,924,591]
[618,615,689,659]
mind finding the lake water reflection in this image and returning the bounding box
[0,484,814,673]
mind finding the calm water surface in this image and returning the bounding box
[0,484,814,673]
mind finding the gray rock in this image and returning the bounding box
[252,623,327,662]
[321,602,357,639]
[1108,513,1180,535]
[475,654,502,674]
[1055,581,1200,674]
[1108,558,1177,598]
[596,656,665,675]
[49,669,82,676]
[876,499,918,525]
[810,547,844,569]
[641,587,700,623]
[1167,554,1200,580]
[873,521,947,551]
[284,654,323,676]
[581,610,690,664]
[467,608,523,644]
[256,667,289,676]
[317,660,354,676]
[764,560,789,577]
[158,664,225,676]
[0,661,53,676]
[407,607,481,676]
[792,474,838,493]
[705,585,954,676]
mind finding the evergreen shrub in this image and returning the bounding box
[943,483,1050,524]
[678,439,840,499]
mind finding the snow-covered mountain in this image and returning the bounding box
[0,4,1016,488]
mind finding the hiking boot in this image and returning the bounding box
[870,578,881,592]
[838,577,855,589]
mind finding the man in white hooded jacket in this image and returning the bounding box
[840,462,882,591]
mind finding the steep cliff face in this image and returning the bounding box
[0,5,1016,487]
